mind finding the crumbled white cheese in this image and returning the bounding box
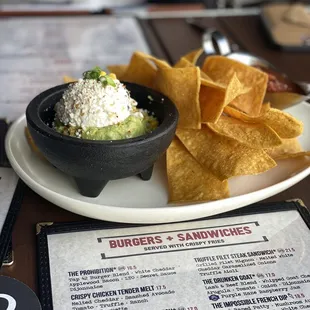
[55,78,141,130]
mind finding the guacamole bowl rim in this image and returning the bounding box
[26,81,179,146]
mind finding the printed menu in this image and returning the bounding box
[0,168,18,232]
[0,16,149,121]
[41,205,310,310]
[0,167,20,266]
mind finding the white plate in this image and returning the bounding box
[5,103,310,224]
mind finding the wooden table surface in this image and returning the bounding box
[1,14,310,296]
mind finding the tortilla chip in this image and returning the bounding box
[174,49,203,68]
[266,138,310,160]
[200,87,224,123]
[121,52,157,89]
[200,73,250,123]
[174,57,192,69]
[260,102,271,115]
[224,105,254,120]
[275,152,310,160]
[266,138,302,158]
[107,65,128,80]
[200,74,225,90]
[174,58,223,90]
[63,76,77,83]
[207,115,282,149]
[176,127,276,181]
[155,66,201,129]
[167,138,229,203]
[25,127,46,160]
[224,106,303,139]
[259,108,303,139]
[134,51,171,69]
[183,48,204,65]
[202,56,268,116]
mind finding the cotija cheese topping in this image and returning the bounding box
[53,67,158,140]
[55,78,142,131]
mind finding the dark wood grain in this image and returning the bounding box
[262,177,310,205]
[148,17,239,65]
[138,19,169,60]
[0,120,9,167]
[148,18,219,64]
[0,187,87,292]
[1,15,310,296]
[219,15,310,82]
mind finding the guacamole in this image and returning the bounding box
[53,67,158,140]
[54,113,158,140]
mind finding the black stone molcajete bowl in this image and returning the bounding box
[26,82,178,198]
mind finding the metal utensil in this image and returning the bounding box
[186,18,219,55]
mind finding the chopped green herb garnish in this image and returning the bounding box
[105,75,116,87]
[147,95,154,101]
[83,66,102,80]
[83,66,116,88]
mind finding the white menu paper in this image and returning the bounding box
[0,168,18,234]
[0,16,150,121]
[47,209,310,310]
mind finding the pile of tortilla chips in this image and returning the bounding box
[66,50,310,204]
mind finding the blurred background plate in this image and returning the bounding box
[5,102,310,224]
